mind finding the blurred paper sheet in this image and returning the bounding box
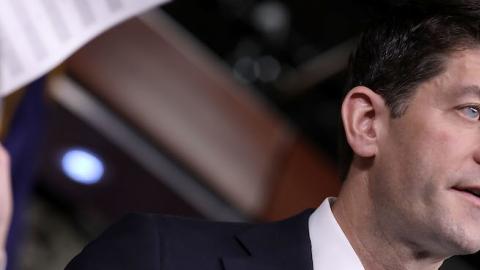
[0,0,170,96]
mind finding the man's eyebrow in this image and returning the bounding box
[455,85,480,99]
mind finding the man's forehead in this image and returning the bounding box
[425,49,480,98]
[445,49,480,73]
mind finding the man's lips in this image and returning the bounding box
[453,186,480,196]
[452,186,480,206]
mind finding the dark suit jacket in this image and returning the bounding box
[65,210,314,270]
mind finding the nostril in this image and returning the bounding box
[473,151,480,165]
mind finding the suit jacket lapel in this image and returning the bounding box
[222,209,315,270]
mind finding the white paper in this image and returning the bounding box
[0,0,170,96]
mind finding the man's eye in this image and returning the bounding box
[460,106,480,120]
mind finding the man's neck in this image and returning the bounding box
[331,172,445,270]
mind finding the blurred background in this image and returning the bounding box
[2,0,479,269]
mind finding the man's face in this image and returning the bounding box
[371,48,480,257]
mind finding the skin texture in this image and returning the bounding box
[334,48,480,270]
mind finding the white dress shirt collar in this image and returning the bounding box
[308,197,364,270]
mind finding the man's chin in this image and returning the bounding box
[446,238,480,256]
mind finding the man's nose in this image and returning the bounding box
[473,145,480,165]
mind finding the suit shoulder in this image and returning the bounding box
[65,213,251,270]
[65,213,161,270]
[152,214,252,238]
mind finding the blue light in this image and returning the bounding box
[61,148,105,185]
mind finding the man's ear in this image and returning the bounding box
[341,86,387,158]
